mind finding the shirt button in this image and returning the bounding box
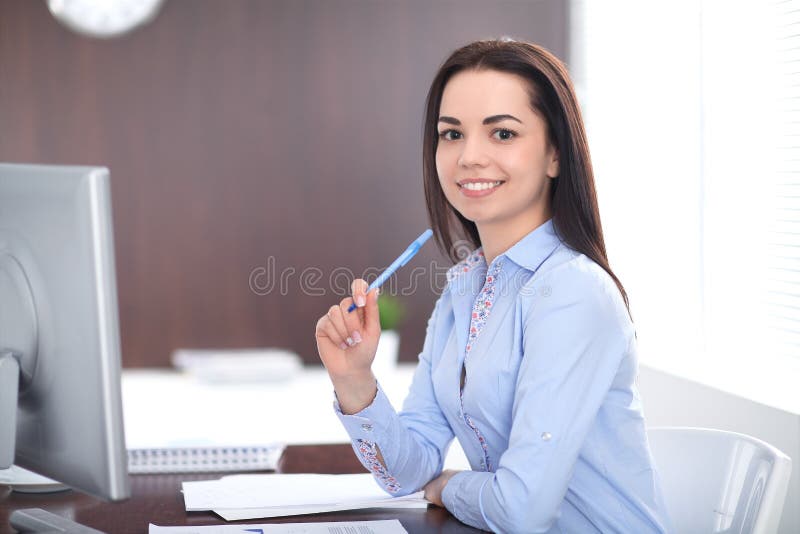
[361,423,373,432]
[541,432,552,441]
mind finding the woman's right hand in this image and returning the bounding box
[314,279,382,412]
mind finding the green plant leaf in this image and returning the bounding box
[378,294,406,331]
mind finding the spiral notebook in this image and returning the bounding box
[127,444,285,474]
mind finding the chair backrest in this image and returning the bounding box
[647,427,792,534]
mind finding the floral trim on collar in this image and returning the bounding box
[446,248,485,283]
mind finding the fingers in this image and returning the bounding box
[317,278,377,353]
[338,297,363,344]
[314,316,341,353]
[422,479,441,507]
[327,303,362,349]
[351,278,369,309]
[363,287,381,335]
[318,308,348,350]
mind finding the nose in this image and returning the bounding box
[457,136,490,168]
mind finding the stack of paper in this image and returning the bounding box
[150,519,408,534]
[182,473,429,521]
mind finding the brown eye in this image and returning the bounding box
[439,130,462,141]
[493,128,516,141]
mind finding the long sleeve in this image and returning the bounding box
[441,270,647,533]
[334,296,455,496]
[333,232,671,532]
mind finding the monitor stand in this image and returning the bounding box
[0,350,19,470]
[0,464,69,493]
[0,252,39,470]
[1,350,68,494]
[1,269,81,533]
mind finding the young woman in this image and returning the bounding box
[315,39,673,533]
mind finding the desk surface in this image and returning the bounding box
[0,444,481,534]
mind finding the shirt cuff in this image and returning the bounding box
[333,381,397,444]
[441,470,494,532]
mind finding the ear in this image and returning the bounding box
[547,148,560,178]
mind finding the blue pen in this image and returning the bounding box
[347,228,434,313]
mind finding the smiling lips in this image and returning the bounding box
[457,178,505,198]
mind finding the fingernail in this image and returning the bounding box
[356,295,366,307]
[346,337,354,346]
[352,330,362,343]
[339,342,348,350]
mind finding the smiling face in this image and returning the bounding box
[435,68,559,239]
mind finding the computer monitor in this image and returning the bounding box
[0,163,130,506]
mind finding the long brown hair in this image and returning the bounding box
[422,38,632,319]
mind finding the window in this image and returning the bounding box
[570,0,799,410]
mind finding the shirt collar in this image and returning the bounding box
[446,247,486,283]
[445,218,562,282]
[504,218,563,272]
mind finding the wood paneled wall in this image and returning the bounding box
[0,0,568,367]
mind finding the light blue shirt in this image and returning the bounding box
[334,218,673,533]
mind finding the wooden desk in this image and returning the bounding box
[0,444,482,534]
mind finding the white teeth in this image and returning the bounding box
[461,181,502,191]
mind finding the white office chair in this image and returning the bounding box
[647,427,792,534]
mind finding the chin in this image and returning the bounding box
[456,208,496,226]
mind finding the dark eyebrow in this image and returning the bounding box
[437,114,523,126]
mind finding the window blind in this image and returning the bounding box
[769,0,800,357]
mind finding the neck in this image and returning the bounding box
[479,209,552,265]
